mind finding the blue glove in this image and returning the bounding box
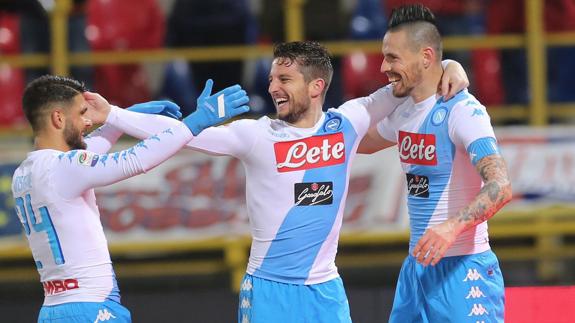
[183,79,250,135]
[127,100,182,119]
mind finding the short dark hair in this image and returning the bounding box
[22,75,87,132]
[273,41,333,98]
[387,4,442,61]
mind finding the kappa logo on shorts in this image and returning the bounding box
[274,133,345,172]
[94,309,116,323]
[406,174,429,198]
[463,269,485,282]
[465,286,486,299]
[467,303,489,316]
[294,182,333,206]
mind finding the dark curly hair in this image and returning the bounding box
[22,75,87,132]
[273,41,333,98]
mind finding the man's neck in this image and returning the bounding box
[411,64,443,104]
[289,103,324,129]
[34,134,70,152]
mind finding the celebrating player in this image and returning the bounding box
[358,4,512,322]
[11,75,249,322]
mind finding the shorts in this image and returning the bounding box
[238,274,351,323]
[38,299,131,323]
[389,249,504,323]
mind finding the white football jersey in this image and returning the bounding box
[376,90,499,257]
[11,107,193,305]
[109,85,405,284]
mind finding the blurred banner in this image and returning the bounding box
[1,126,574,246]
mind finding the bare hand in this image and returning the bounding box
[438,61,469,101]
[412,220,461,266]
[83,91,111,125]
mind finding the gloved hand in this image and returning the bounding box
[183,79,250,135]
[127,100,182,119]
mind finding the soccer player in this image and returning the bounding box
[103,41,468,322]
[358,4,512,322]
[11,75,249,323]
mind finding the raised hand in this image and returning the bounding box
[438,60,469,101]
[127,100,182,119]
[183,79,250,135]
[83,91,111,125]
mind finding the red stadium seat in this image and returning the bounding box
[342,52,389,101]
[85,0,165,107]
[505,286,575,323]
[0,12,26,126]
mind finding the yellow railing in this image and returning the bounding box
[1,206,575,291]
[1,0,575,125]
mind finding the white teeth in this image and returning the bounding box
[275,98,288,105]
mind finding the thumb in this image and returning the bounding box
[198,79,214,99]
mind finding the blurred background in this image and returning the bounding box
[0,0,574,322]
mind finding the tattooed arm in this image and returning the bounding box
[455,154,512,227]
[412,154,512,266]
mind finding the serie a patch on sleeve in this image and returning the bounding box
[77,151,100,167]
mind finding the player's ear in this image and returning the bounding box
[50,109,65,130]
[422,46,434,69]
[309,78,325,99]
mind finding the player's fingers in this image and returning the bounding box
[230,95,250,108]
[412,234,429,257]
[216,84,243,97]
[430,244,449,266]
[440,77,450,99]
[199,79,214,99]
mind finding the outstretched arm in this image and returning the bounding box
[103,80,251,156]
[412,153,512,266]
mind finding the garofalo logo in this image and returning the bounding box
[294,182,333,206]
[406,174,429,198]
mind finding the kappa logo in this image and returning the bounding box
[94,309,116,323]
[241,314,250,323]
[463,269,484,282]
[465,286,486,299]
[274,133,345,172]
[467,304,489,316]
[240,297,251,309]
[241,278,253,291]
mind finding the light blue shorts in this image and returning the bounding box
[238,274,351,323]
[38,299,131,323]
[389,250,505,323]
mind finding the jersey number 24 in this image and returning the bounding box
[14,194,65,268]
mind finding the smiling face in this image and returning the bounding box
[380,29,425,98]
[268,57,313,124]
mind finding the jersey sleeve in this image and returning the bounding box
[336,84,405,137]
[448,96,499,165]
[105,106,255,158]
[375,117,397,143]
[84,124,123,154]
[105,105,182,142]
[52,122,194,199]
[186,119,257,158]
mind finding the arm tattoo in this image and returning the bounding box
[457,154,512,228]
